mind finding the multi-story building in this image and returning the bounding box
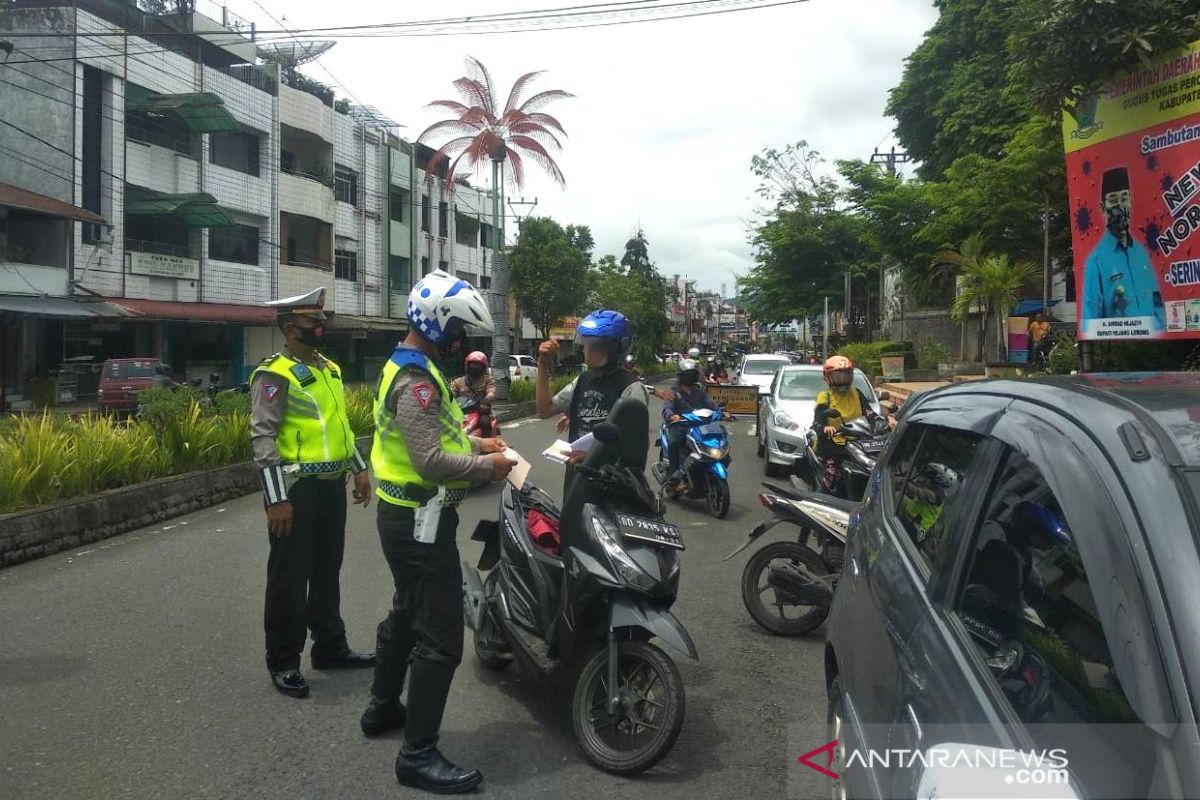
[0,0,499,407]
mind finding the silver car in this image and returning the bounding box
[756,365,880,477]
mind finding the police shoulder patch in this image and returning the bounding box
[412,383,436,411]
[264,383,279,401]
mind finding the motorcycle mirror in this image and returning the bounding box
[593,422,620,444]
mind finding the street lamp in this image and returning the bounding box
[505,197,537,354]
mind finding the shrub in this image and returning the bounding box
[345,386,376,437]
[919,340,952,370]
[837,342,887,377]
[508,373,574,403]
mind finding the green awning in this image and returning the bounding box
[126,88,240,134]
[125,190,233,228]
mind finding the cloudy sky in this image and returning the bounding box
[234,0,939,294]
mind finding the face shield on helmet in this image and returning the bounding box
[677,358,699,385]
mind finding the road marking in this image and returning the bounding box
[748,425,757,437]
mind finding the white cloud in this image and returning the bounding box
[237,0,938,293]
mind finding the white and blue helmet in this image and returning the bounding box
[407,269,494,345]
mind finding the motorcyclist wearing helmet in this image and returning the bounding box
[536,309,651,494]
[901,462,962,546]
[813,355,884,493]
[706,359,729,383]
[625,354,642,381]
[361,270,515,795]
[664,358,719,490]
[449,351,496,408]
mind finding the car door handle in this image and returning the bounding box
[905,703,923,744]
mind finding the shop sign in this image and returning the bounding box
[129,251,200,281]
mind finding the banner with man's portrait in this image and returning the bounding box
[1063,40,1200,340]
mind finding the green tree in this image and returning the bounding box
[937,234,1040,362]
[620,229,654,277]
[509,217,592,339]
[592,253,671,363]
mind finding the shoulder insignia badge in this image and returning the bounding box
[290,362,317,387]
[412,383,436,411]
[264,383,279,401]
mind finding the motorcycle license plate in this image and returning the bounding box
[859,439,886,453]
[615,512,684,550]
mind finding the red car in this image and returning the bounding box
[97,358,176,414]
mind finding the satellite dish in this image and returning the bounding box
[257,40,335,67]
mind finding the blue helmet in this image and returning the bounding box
[1013,501,1071,547]
[575,309,633,360]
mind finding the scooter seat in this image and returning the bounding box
[761,481,860,513]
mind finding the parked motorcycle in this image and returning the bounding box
[461,399,695,775]
[798,416,890,500]
[726,477,854,637]
[456,395,500,438]
[650,407,732,519]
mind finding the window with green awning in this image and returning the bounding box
[125,189,234,228]
[125,86,240,134]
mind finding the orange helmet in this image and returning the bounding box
[823,355,854,386]
[465,351,489,368]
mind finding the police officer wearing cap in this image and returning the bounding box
[250,288,375,699]
[358,270,515,794]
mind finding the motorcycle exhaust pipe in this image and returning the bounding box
[767,565,833,604]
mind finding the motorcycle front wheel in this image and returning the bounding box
[706,474,730,519]
[572,640,685,775]
[740,540,832,636]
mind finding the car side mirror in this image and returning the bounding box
[914,743,1079,800]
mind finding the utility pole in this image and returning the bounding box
[506,197,537,354]
[871,147,910,340]
[823,296,830,361]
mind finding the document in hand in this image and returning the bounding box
[569,432,595,453]
[542,439,573,464]
[503,448,531,489]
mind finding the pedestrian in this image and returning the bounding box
[249,287,375,700]
[534,309,653,497]
[359,270,515,794]
[1028,311,1052,363]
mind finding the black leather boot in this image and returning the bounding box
[360,696,406,737]
[394,742,482,794]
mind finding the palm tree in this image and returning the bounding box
[418,57,572,399]
[936,234,1039,362]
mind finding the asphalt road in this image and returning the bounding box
[0,398,830,800]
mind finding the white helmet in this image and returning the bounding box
[407,270,494,345]
[687,347,701,358]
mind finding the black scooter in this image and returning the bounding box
[461,398,696,775]
[798,416,890,500]
[726,476,854,637]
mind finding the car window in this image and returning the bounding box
[106,361,158,379]
[893,425,980,573]
[949,448,1159,794]
[778,370,825,399]
[744,358,790,374]
[852,371,875,403]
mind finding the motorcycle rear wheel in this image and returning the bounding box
[741,540,831,636]
[572,640,685,775]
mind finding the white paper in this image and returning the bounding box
[542,439,573,465]
[504,448,531,489]
[569,432,596,452]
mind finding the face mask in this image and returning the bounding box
[467,366,484,379]
[294,323,326,348]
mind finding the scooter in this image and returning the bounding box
[650,407,732,519]
[726,476,854,637]
[456,395,500,438]
[797,416,890,500]
[461,399,696,776]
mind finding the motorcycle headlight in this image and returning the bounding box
[706,446,728,459]
[774,411,799,431]
[589,514,656,592]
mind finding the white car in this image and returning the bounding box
[756,364,881,477]
[734,354,793,396]
[508,354,537,382]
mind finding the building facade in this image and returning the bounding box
[0,0,500,407]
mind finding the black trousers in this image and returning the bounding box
[667,426,688,473]
[370,501,463,748]
[264,477,349,672]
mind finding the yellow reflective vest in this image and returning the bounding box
[372,347,472,507]
[253,351,357,471]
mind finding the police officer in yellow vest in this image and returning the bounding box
[359,270,515,795]
[250,287,375,699]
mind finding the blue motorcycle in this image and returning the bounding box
[651,407,732,519]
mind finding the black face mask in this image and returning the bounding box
[441,324,468,358]
[293,323,326,348]
[467,366,484,379]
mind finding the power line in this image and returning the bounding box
[1,0,808,40]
